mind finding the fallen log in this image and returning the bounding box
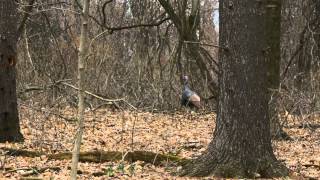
[1,148,189,166]
[4,166,61,176]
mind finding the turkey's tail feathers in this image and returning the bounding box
[188,94,201,109]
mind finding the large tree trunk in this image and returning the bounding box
[266,0,290,140]
[180,0,288,178]
[0,0,23,142]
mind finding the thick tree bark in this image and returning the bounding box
[266,0,291,140]
[0,0,23,142]
[180,0,288,178]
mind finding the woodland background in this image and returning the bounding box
[15,0,320,113]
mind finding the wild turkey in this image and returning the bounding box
[181,76,201,109]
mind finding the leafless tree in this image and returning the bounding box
[180,0,288,177]
[0,0,24,142]
[70,0,90,179]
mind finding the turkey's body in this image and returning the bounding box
[181,84,201,109]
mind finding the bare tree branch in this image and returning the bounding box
[158,0,182,31]
[17,0,36,38]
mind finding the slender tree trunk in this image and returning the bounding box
[266,0,291,140]
[287,0,319,91]
[287,0,320,112]
[307,0,320,109]
[281,0,304,82]
[316,0,320,58]
[70,0,90,179]
[180,0,288,177]
[158,0,219,99]
[294,0,317,92]
[0,0,23,142]
[295,48,312,91]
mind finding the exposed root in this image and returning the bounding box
[179,153,289,178]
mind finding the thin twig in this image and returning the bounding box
[61,82,137,110]
[61,82,124,102]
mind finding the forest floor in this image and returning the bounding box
[0,106,320,179]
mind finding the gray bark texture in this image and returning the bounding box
[180,0,288,177]
[0,0,23,142]
[70,0,90,179]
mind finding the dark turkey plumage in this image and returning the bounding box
[181,76,201,109]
